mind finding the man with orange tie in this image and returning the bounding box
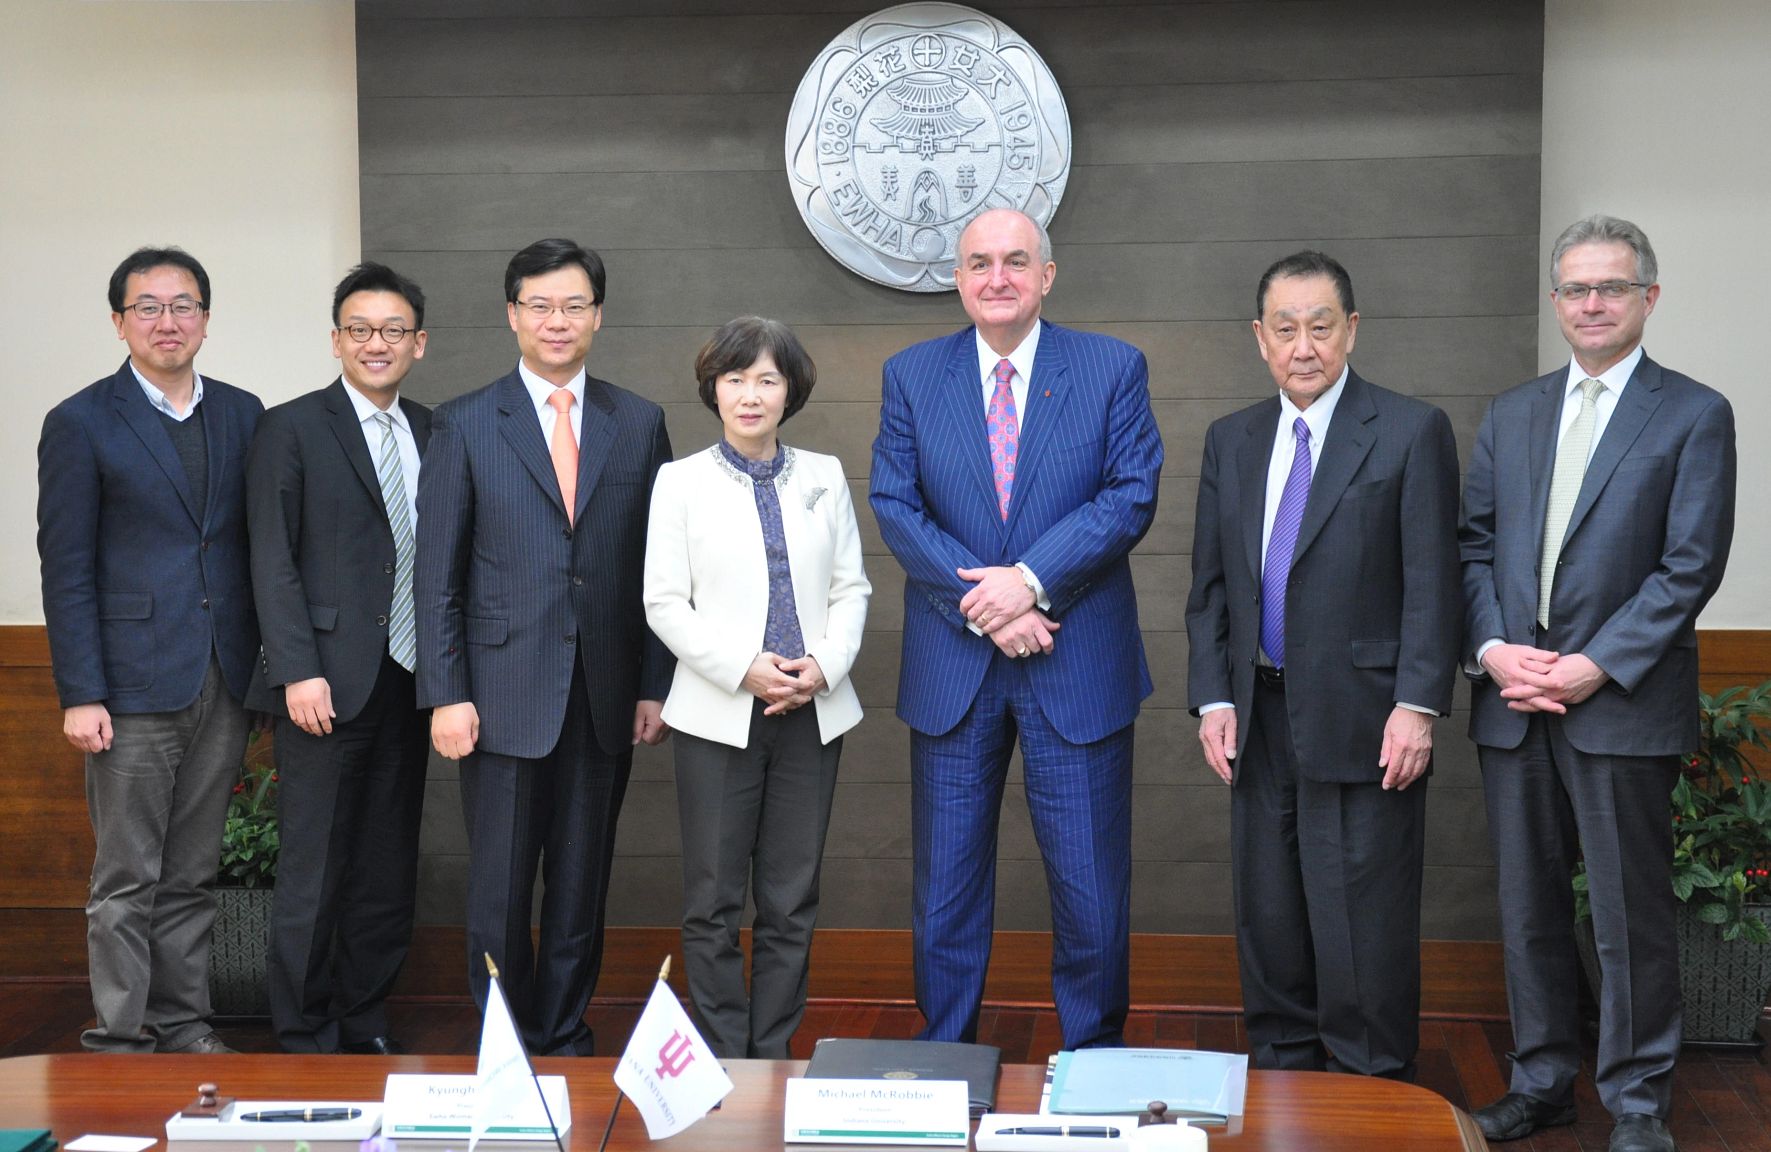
[414,238,674,1055]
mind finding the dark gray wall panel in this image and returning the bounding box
[365,0,1539,944]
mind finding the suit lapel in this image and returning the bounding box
[1525,369,1564,553]
[110,363,200,526]
[495,373,568,519]
[1290,371,1377,566]
[1563,356,1664,546]
[1005,321,1070,533]
[935,330,1000,520]
[402,395,432,456]
[1236,398,1280,584]
[325,379,390,522]
[573,377,618,523]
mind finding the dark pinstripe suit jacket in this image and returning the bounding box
[870,320,1162,744]
[413,369,674,759]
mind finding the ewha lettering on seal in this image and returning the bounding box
[786,3,1071,292]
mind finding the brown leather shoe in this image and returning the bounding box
[1472,1093,1577,1141]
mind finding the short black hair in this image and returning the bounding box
[694,316,816,424]
[332,262,427,330]
[1256,250,1355,318]
[109,246,210,313]
[504,238,606,306]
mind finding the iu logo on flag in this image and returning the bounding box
[656,1030,696,1079]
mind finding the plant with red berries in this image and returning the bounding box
[218,729,279,888]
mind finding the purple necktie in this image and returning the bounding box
[987,358,1020,521]
[1260,417,1312,668]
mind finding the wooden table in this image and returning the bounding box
[0,1054,1485,1150]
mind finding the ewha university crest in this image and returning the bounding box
[785,3,1072,292]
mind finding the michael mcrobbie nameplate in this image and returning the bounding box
[785,3,1071,292]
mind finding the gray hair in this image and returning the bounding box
[1551,214,1658,286]
[959,208,1053,265]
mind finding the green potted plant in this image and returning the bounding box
[1575,680,1771,1045]
[210,729,278,1017]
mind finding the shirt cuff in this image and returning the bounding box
[1198,701,1233,714]
[1470,637,1505,677]
[1014,562,1051,612]
[1396,701,1439,716]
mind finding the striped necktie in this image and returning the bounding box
[374,412,417,671]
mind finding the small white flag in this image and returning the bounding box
[612,974,733,1139]
[471,964,540,1151]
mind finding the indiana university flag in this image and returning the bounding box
[470,966,535,1152]
[613,974,734,1139]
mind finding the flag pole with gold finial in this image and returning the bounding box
[483,953,566,1152]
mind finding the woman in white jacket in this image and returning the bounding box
[643,317,870,1058]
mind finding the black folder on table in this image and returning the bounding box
[805,1038,1002,1117]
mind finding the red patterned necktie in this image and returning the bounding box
[987,358,1019,520]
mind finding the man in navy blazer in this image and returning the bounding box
[1462,216,1735,1152]
[1186,252,1461,1079]
[38,247,261,1054]
[414,239,674,1055]
[246,262,434,1055]
[870,209,1162,1049]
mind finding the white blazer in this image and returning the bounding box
[644,444,870,748]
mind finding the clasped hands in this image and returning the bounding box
[958,565,1058,659]
[1480,644,1609,713]
[744,652,827,716]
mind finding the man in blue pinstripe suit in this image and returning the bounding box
[414,239,674,1055]
[870,208,1163,1049]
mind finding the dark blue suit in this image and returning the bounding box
[870,320,1161,1048]
[414,369,672,1054]
[38,358,261,1052]
[40,360,260,712]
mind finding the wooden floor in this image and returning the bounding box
[3,985,1767,1150]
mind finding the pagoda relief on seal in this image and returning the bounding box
[785,3,1072,292]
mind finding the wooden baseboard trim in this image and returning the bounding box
[0,910,1509,1019]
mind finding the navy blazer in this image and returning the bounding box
[870,320,1162,744]
[38,359,262,713]
[1460,353,1736,756]
[244,379,432,723]
[1185,371,1462,783]
[413,369,674,759]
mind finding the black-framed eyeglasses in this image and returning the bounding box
[121,297,204,320]
[339,322,414,345]
[1552,280,1651,302]
[517,298,597,320]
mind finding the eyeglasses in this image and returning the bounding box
[1552,280,1651,302]
[121,297,204,320]
[517,298,597,320]
[339,322,414,345]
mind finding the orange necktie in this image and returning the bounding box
[548,388,578,523]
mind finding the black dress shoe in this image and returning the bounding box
[1610,1113,1674,1152]
[1472,1093,1578,1141]
[341,1036,404,1056]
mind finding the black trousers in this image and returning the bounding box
[461,662,632,1056]
[1231,676,1426,1078]
[269,654,428,1052]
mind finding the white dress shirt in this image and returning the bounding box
[341,379,420,530]
[132,363,204,421]
[518,359,585,446]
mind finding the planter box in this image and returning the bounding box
[209,885,273,1018]
[1576,904,1771,1046]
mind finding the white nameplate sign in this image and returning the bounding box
[383,1073,571,1141]
[784,1077,970,1145]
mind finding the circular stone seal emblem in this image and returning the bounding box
[785,3,1072,292]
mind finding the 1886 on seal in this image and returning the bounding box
[786,3,1071,293]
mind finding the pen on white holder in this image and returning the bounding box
[999,1126,1121,1138]
[239,1107,364,1123]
